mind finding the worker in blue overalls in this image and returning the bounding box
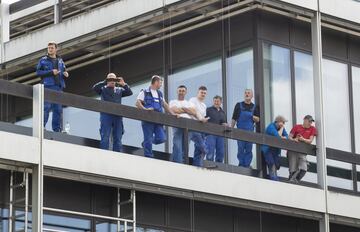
[36,41,69,132]
[93,73,133,152]
[231,89,260,167]
[136,75,173,158]
[262,115,288,181]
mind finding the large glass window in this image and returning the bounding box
[294,52,315,123]
[263,44,293,131]
[168,58,222,158]
[226,48,254,166]
[352,66,360,153]
[323,59,352,152]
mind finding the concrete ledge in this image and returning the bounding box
[328,191,360,220]
[43,139,326,214]
[0,130,39,164]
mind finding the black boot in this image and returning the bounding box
[296,170,306,182]
[288,172,295,180]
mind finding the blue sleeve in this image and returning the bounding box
[121,85,133,97]
[92,81,106,95]
[282,128,289,138]
[266,124,281,137]
[36,59,53,77]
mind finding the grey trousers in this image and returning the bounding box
[287,151,308,173]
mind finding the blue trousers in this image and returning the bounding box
[44,85,62,132]
[205,135,224,163]
[263,150,281,181]
[172,128,206,166]
[100,113,123,152]
[142,122,166,157]
[237,140,253,167]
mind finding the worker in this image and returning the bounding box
[136,75,173,158]
[36,41,69,132]
[92,73,133,152]
[205,95,227,163]
[288,115,317,183]
[262,115,288,181]
[231,89,260,167]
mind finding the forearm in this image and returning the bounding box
[121,85,133,97]
[136,100,146,110]
[231,119,236,128]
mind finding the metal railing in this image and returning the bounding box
[0,79,360,193]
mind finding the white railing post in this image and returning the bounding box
[32,84,44,232]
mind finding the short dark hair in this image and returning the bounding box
[177,85,187,89]
[151,75,162,84]
[198,86,207,91]
[213,95,222,101]
[48,41,58,48]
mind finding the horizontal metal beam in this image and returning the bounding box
[0,78,33,99]
[326,148,360,165]
[44,88,316,155]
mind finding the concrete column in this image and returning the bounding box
[32,84,44,232]
[0,3,10,64]
[311,4,330,232]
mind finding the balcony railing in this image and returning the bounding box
[0,78,359,195]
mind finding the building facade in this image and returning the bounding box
[0,0,360,231]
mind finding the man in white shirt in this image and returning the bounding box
[136,75,173,158]
[170,85,202,163]
[189,86,209,166]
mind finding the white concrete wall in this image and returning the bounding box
[327,191,360,220]
[0,131,39,164]
[3,0,182,62]
[43,139,327,213]
[319,0,360,24]
[279,0,318,10]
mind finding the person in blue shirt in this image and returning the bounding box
[262,115,288,181]
[92,73,133,152]
[136,75,174,158]
[36,41,69,132]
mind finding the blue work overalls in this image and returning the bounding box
[92,81,133,152]
[141,88,166,157]
[236,102,256,167]
[36,55,66,132]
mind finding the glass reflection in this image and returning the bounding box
[323,59,351,152]
[352,66,360,153]
[226,48,255,166]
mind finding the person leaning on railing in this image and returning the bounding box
[136,75,174,158]
[36,41,69,132]
[92,73,133,153]
[261,115,288,181]
[287,115,317,183]
[169,85,206,164]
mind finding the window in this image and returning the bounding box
[352,66,360,153]
[263,44,293,131]
[294,52,315,123]
[168,58,223,157]
[323,59,351,152]
[226,48,255,166]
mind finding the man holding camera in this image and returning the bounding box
[93,73,133,152]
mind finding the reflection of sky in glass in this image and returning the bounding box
[323,59,351,152]
[168,58,222,157]
[352,66,360,153]
[226,48,255,166]
[263,44,292,132]
[294,52,315,124]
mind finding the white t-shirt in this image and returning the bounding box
[189,97,206,120]
[169,99,195,119]
[137,88,159,101]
